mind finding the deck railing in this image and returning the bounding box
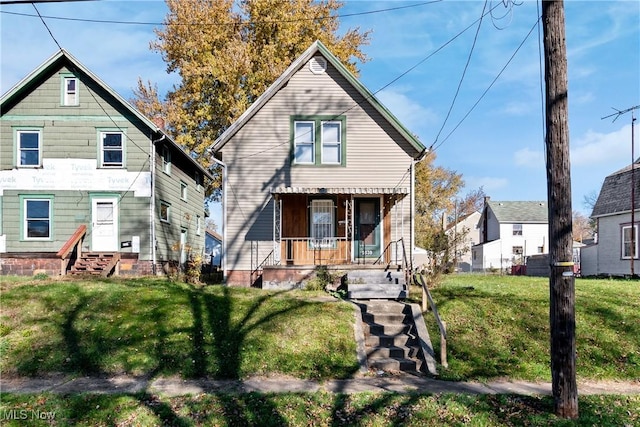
[56,224,87,275]
[280,237,351,265]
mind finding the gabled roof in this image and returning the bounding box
[213,40,426,158]
[487,201,548,223]
[1,49,212,180]
[591,160,640,218]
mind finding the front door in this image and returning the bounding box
[91,197,119,252]
[355,198,381,260]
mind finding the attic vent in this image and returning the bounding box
[309,56,327,74]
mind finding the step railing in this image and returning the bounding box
[56,224,87,275]
[413,273,448,368]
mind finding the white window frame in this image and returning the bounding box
[180,181,188,201]
[293,121,315,164]
[16,129,42,168]
[622,224,638,259]
[321,121,342,165]
[196,215,202,236]
[513,224,523,236]
[62,76,79,106]
[162,145,171,174]
[195,171,203,192]
[310,199,335,248]
[99,131,125,168]
[160,200,171,223]
[23,197,52,240]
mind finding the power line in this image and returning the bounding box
[1,1,442,26]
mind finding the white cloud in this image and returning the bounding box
[514,147,544,168]
[571,124,635,166]
[466,176,509,193]
[376,88,438,136]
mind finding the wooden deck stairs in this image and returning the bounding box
[70,252,120,277]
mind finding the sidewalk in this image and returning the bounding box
[2,374,639,397]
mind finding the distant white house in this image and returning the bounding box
[472,198,548,272]
[446,210,481,272]
[580,161,640,277]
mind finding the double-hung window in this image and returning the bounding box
[62,76,78,106]
[294,121,315,164]
[100,131,124,167]
[310,199,335,248]
[22,197,52,240]
[292,116,345,166]
[162,145,171,174]
[513,224,523,236]
[17,130,42,167]
[622,224,638,259]
[321,121,342,164]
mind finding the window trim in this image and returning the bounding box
[159,200,171,223]
[16,129,43,168]
[180,181,188,201]
[512,224,523,236]
[291,115,346,166]
[20,195,53,241]
[97,129,126,168]
[162,145,172,175]
[61,74,79,106]
[622,223,638,260]
[196,215,202,236]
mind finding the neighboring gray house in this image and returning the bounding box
[472,198,548,272]
[212,41,427,286]
[581,161,640,277]
[0,49,212,276]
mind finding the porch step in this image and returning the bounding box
[71,252,120,277]
[357,301,426,375]
[346,267,407,300]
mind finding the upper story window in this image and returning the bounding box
[16,130,42,167]
[195,171,203,192]
[291,116,346,166]
[622,224,638,259]
[99,131,124,168]
[162,145,171,174]
[513,224,523,236]
[180,181,188,201]
[160,200,171,223]
[62,76,79,106]
[22,196,52,240]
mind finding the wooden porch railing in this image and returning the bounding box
[280,237,351,265]
[56,224,87,276]
[414,272,448,368]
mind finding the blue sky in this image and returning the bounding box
[2,0,639,219]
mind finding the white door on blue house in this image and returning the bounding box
[91,197,119,252]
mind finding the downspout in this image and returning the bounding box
[410,159,416,272]
[211,155,227,284]
[151,134,166,275]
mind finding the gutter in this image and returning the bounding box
[151,133,166,275]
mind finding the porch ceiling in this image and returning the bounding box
[270,186,409,195]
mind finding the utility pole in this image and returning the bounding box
[542,0,578,419]
[602,105,640,277]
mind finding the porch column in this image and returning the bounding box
[273,195,281,264]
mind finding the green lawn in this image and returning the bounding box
[412,275,640,382]
[1,274,638,426]
[0,276,359,380]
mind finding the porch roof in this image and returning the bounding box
[270,186,409,195]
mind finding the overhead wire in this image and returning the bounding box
[2,1,442,26]
[432,0,488,149]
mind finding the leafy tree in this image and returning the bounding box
[133,0,370,197]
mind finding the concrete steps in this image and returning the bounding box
[346,267,408,300]
[357,301,426,375]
